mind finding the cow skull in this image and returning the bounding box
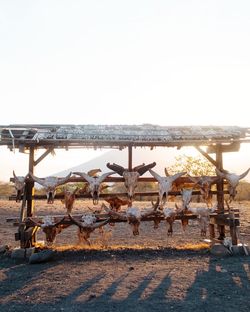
[106,162,156,200]
[28,216,68,245]
[68,214,109,245]
[216,168,250,202]
[12,171,29,202]
[149,169,186,207]
[180,188,193,210]
[103,203,155,236]
[29,172,72,204]
[63,186,79,213]
[73,171,115,204]
[188,175,218,207]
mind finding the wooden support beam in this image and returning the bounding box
[195,146,218,167]
[34,147,54,166]
[128,144,133,171]
[26,147,35,218]
[8,189,229,201]
[215,144,225,240]
[19,189,27,223]
[216,144,224,212]
[207,142,241,154]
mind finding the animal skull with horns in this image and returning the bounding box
[188,175,219,207]
[73,170,115,205]
[103,203,156,236]
[215,168,250,202]
[106,162,156,200]
[28,216,69,245]
[29,172,72,204]
[149,168,186,208]
[12,171,29,202]
[68,214,110,245]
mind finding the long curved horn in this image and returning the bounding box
[238,168,250,180]
[215,168,226,178]
[164,168,170,177]
[149,169,162,182]
[68,214,109,229]
[26,217,42,228]
[56,172,72,186]
[73,172,93,183]
[137,162,156,176]
[187,174,200,184]
[132,163,145,172]
[54,216,67,227]
[29,172,46,186]
[97,171,115,183]
[106,163,125,176]
[169,172,186,183]
[13,170,18,180]
[91,219,110,229]
[68,213,85,227]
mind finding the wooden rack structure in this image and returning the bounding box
[1,124,250,248]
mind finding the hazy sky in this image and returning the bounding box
[0,1,250,181]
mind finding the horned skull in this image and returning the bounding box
[216,168,250,201]
[28,216,67,245]
[188,175,218,207]
[73,171,115,205]
[29,172,72,204]
[13,171,29,202]
[149,169,186,207]
[106,162,156,200]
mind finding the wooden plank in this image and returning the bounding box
[195,146,218,166]
[128,144,133,171]
[8,189,230,201]
[34,147,54,166]
[210,216,240,226]
[207,142,241,153]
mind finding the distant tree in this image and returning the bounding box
[168,155,216,176]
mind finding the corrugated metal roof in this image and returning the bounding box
[0,124,249,149]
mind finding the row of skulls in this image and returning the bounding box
[12,164,249,245]
[12,163,250,206]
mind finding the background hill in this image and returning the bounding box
[54,147,177,177]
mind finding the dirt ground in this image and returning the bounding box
[1,199,250,312]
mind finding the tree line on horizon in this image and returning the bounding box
[1,155,250,201]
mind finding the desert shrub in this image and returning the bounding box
[235,181,250,201]
[0,182,14,197]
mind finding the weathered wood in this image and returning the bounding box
[230,225,238,245]
[27,147,35,217]
[210,215,240,226]
[34,147,54,166]
[195,146,218,167]
[209,224,215,239]
[9,189,230,201]
[128,144,133,171]
[207,142,241,154]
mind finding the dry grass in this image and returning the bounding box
[175,242,210,251]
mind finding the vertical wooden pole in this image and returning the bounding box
[216,144,225,240]
[128,144,133,171]
[209,224,215,240]
[27,146,35,217]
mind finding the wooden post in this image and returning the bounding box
[20,146,36,248]
[128,144,133,171]
[209,224,215,240]
[216,144,225,240]
[27,146,35,217]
